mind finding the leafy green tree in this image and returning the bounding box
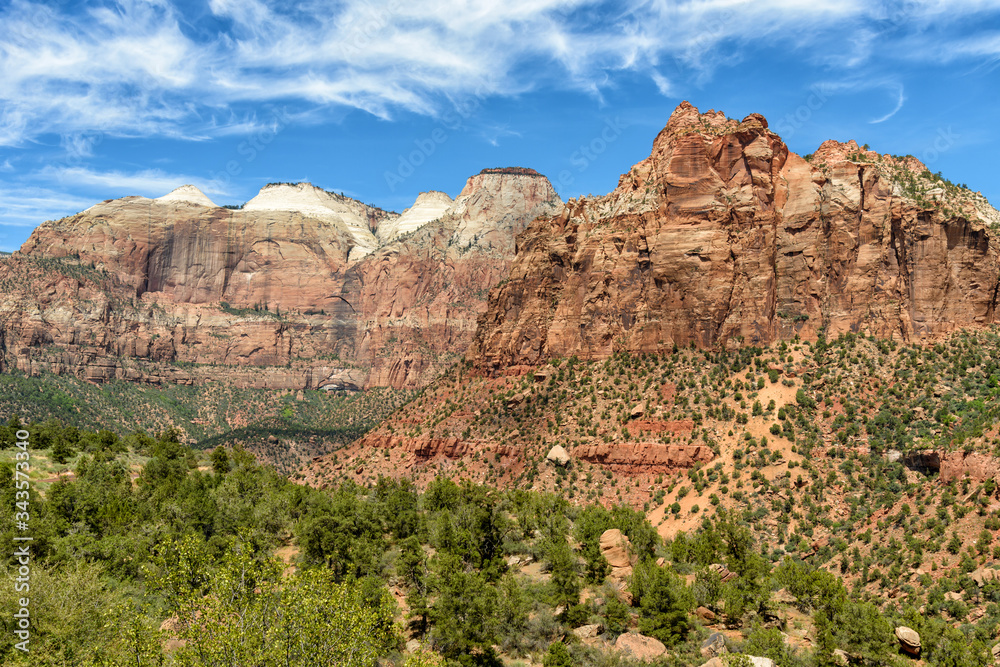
[0,561,125,666]
[773,558,846,615]
[297,489,385,580]
[495,574,529,648]
[403,647,445,667]
[210,446,229,475]
[171,542,396,667]
[631,559,692,646]
[694,568,724,611]
[123,429,156,454]
[543,642,573,667]
[583,544,611,584]
[688,523,725,566]
[96,429,124,453]
[811,612,839,667]
[428,553,502,665]
[717,514,771,619]
[0,424,13,449]
[138,430,194,499]
[144,533,214,607]
[47,453,137,539]
[399,535,430,633]
[831,600,893,666]
[374,476,420,539]
[103,600,165,667]
[34,419,64,450]
[603,595,630,635]
[743,625,792,665]
[424,476,462,512]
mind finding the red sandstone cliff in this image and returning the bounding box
[469,102,1000,372]
[0,172,561,389]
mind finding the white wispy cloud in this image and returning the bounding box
[0,0,998,148]
[0,185,94,229]
[651,71,673,97]
[37,166,230,197]
[870,84,907,123]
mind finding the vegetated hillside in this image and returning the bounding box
[2,423,996,667]
[0,369,412,474]
[303,328,1000,626]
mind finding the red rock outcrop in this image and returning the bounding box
[939,450,1000,485]
[573,442,713,473]
[1,172,560,389]
[901,449,1000,486]
[469,102,1000,371]
[360,432,475,460]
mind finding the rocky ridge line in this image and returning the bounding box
[469,102,1000,373]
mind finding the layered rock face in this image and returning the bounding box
[350,171,561,387]
[376,191,454,244]
[470,102,1000,371]
[573,443,713,473]
[1,171,561,389]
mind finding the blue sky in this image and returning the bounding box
[1,0,999,251]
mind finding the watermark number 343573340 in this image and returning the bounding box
[12,426,32,654]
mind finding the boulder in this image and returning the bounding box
[991,643,1000,663]
[703,656,774,667]
[572,624,603,639]
[507,554,533,568]
[971,568,1000,587]
[773,588,797,604]
[699,632,727,658]
[546,445,571,466]
[708,563,738,583]
[615,632,667,661]
[599,530,633,568]
[696,606,718,622]
[832,649,850,666]
[895,626,921,656]
[630,402,646,419]
[600,529,636,577]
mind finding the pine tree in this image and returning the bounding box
[546,539,581,609]
[636,565,691,646]
[211,446,230,475]
[51,436,74,465]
